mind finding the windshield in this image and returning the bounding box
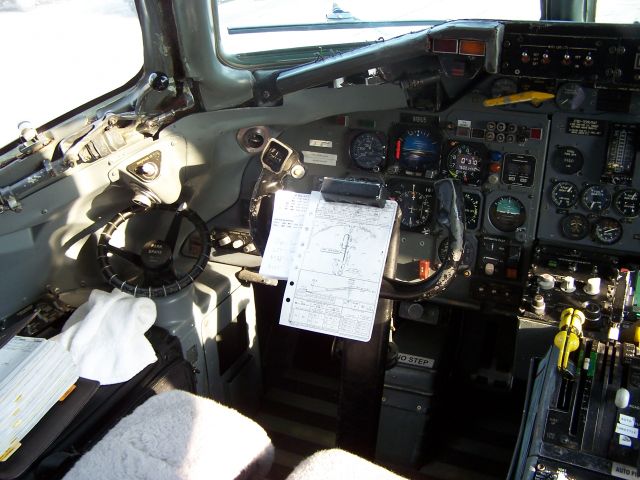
[0,0,142,148]
[218,0,540,57]
[217,0,640,60]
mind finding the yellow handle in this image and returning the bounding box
[554,308,585,371]
[483,91,555,107]
[554,330,581,370]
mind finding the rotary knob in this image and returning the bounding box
[560,276,576,293]
[537,274,555,291]
[584,277,601,296]
[136,162,158,179]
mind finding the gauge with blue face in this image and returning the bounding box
[395,128,441,176]
[349,131,386,171]
[489,196,526,232]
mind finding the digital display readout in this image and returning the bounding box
[502,154,535,187]
[455,154,481,172]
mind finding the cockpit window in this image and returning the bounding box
[216,0,541,63]
[595,0,640,22]
[0,0,143,148]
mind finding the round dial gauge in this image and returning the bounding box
[551,181,579,209]
[489,196,526,232]
[490,78,518,98]
[592,217,623,245]
[396,128,440,175]
[581,185,611,213]
[614,189,640,218]
[446,143,485,185]
[349,131,386,171]
[394,185,433,229]
[556,83,586,111]
[560,213,589,240]
[552,146,584,174]
[463,192,481,230]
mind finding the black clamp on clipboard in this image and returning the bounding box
[320,177,388,208]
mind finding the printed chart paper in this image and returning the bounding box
[259,190,310,280]
[279,191,397,342]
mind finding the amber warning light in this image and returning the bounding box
[431,38,485,56]
[459,40,486,56]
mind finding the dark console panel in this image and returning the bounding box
[515,337,640,479]
[501,23,640,87]
[538,108,640,254]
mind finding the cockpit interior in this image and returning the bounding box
[2,1,640,479]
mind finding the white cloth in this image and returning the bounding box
[52,289,157,385]
[286,449,406,480]
[63,390,274,480]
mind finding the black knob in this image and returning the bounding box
[583,301,602,328]
[149,72,170,91]
[247,132,265,149]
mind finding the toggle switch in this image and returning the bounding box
[533,294,545,316]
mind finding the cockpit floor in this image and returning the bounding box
[255,368,522,479]
[255,316,523,479]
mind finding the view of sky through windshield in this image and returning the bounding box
[218,0,640,55]
[0,0,141,148]
[217,0,541,54]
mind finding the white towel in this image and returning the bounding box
[52,289,158,385]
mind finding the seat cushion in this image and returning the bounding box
[63,390,273,480]
[286,449,406,480]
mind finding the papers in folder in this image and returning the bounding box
[260,190,397,342]
[0,336,79,461]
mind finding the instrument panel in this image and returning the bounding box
[274,94,550,308]
[215,22,640,312]
[254,75,640,310]
[537,110,640,253]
